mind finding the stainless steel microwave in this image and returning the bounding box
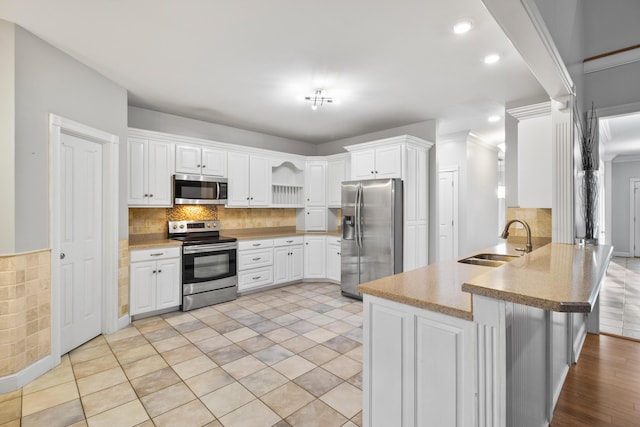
[174,174,228,205]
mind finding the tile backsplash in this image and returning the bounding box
[505,207,552,240]
[129,206,296,236]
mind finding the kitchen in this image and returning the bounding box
[2,0,640,426]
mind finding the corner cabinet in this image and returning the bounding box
[304,235,326,279]
[326,236,341,283]
[227,152,271,207]
[130,247,181,316]
[346,135,433,271]
[128,137,174,207]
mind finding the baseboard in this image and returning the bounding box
[0,354,56,394]
[612,251,631,257]
[117,314,131,330]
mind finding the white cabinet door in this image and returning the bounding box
[351,149,376,180]
[290,245,304,282]
[326,242,341,283]
[327,158,347,208]
[305,160,326,206]
[155,258,181,310]
[249,155,271,206]
[304,235,326,279]
[374,145,402,178]
[201,147,227,177]
[130,260,156,316]
[128,138,147,205]
[147,140,173,206]
[305,207,327,231]
[273,246,290,285]
[227,152,250,207]
[175,143,202,175]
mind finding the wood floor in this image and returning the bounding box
[552,333,640,426]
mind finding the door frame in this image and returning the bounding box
[438,166,459,261]
[631,178,640,257]
[50,114,119,361]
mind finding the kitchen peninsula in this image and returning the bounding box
[358,242,612,427]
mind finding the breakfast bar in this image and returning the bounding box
[357,242,613,427]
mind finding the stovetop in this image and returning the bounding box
[168,219,237,245]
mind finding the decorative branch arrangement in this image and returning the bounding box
[575,102,599,242]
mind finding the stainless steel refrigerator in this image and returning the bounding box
[341,178,403,298]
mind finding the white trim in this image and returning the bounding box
[118,314,131,330]
[631,179,640,258]
[0,354,56,393]
[604,159,613,246]
[612,251,632,258]
[613,155,640,163]
[50,114,120,364]
[344,134,434,152]
[596,101,640,119]
[468,132,500,152]
[438,167,459,261]
[584,47,640,74]
[507,101,552,120]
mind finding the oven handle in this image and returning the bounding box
[183,243,237,254]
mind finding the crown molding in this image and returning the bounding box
[507,101,552,120]
[613,154,640,163]
[584,46,640,74]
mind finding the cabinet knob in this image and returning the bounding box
[144,194,149,197]
[196,164,201,167]
[250,197,254,200]
[157,269,162,273]
[247,197,250,200]
[307,212,310,215]
[375,170,379,174]
[370,171,374,174]
[202,165,206,168]
[152,270,156,274]
[60,253,66,260]
[149,194,153,197]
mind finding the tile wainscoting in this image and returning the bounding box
[0,250,51,377]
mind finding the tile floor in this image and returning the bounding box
[0,282,363,427]
[599,256,640,338]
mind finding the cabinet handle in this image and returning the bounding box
[286,240,294,243]
[150,253,164,257]
[252,257,261,261]
[252,276,261,280]
[252,243,261,247]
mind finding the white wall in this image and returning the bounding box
[0,20,15,255]
[12,24,128,251]
[129,106,317,156]
[584,0,640,58]
[517,115,552,208]
[611,159,640,254]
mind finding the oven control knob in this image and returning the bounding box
[172,225,177,230]
[179,224,185,229]
[207,224,211,228]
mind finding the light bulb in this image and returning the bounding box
[484,54,501,64]
[311,104,318,111]
[453,20,472,34]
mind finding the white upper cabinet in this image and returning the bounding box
[327,154,349,208]
[176,143,226,177]
[351,144,401,180]
[227,152,271,207]
[305,160,326,206]
[128,137,174,207]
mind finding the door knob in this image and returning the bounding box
[60,253,66,260]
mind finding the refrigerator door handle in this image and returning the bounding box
[355,184,362,248]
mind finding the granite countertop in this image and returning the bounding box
[357,242,613,320]
[462,243,613,313]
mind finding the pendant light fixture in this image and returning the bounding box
[305,89,333,110]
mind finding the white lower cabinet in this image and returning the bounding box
[273,236,304,285]
[304,235,326,279]
[363,295,475,427]
[130,247,181,316]
[326,236,341,283]
[237,239,274,292]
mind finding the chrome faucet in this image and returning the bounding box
[500,219,533,254]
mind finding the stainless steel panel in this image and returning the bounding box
[341,181,360,297]
[183,275,237,295]
[182,285,237,311]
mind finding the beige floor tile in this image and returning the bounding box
[224,326,259,342]
[344,345,363,363]
[69,343,113,365]
[0,420,21,427]
[122,354,168,380]
[264,327,298,343]
[195,334,234,353]
[322,355,362,380]
[76,366,127,396]
[324,320,357,335]
[74,336,107,352]
[104,326,141,343]
[0,390,21,404]
[21,399,85,427]
[129,367,181,397]
[86,399,149,427]
[183,326,219,343]
[272,355,316,380]
[152,399,215,427]
[238,367,289,397]
[293,367,343,397]
[222,355,267,380]
[235,335,275,353]
[299,345,340,365]
[67,420,88,427]
[80,382,138,418]
[21,381,79,417]
[140,382,196,418]
[23,356,74,395]
[320,382,362,418]
[107,335,149,353]
[72,354,119,379]
[285,399,347,427]
[200,382,255,418]
[163,312,196,326]
[152,335,191,353]
[184,367,235,397]
[133,317,169,334]
[261,382,315,418]
[219,398,281,427]
[113,343,158,365]
[303,328,339,344]
[279,335,317,353]
[160,343,204,365]
[172,354,217,380]
[0,396,20,424]
[351,410,363,426]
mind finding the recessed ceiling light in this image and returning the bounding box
[484,54,501,64]
[453,20,473,34]
[488,115,501,123]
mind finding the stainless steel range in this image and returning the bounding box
[168,220,237,311]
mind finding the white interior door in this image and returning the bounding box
[635,181,640,257]
[59,132,103,354]
[438,169,458,261]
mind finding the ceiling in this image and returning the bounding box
[0,0,548,145]
[600,112,640,158]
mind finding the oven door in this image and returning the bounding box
[182,242,237,287]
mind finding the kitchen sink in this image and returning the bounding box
[458,253,520,267]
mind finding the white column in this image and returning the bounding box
[551,96,575,243]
